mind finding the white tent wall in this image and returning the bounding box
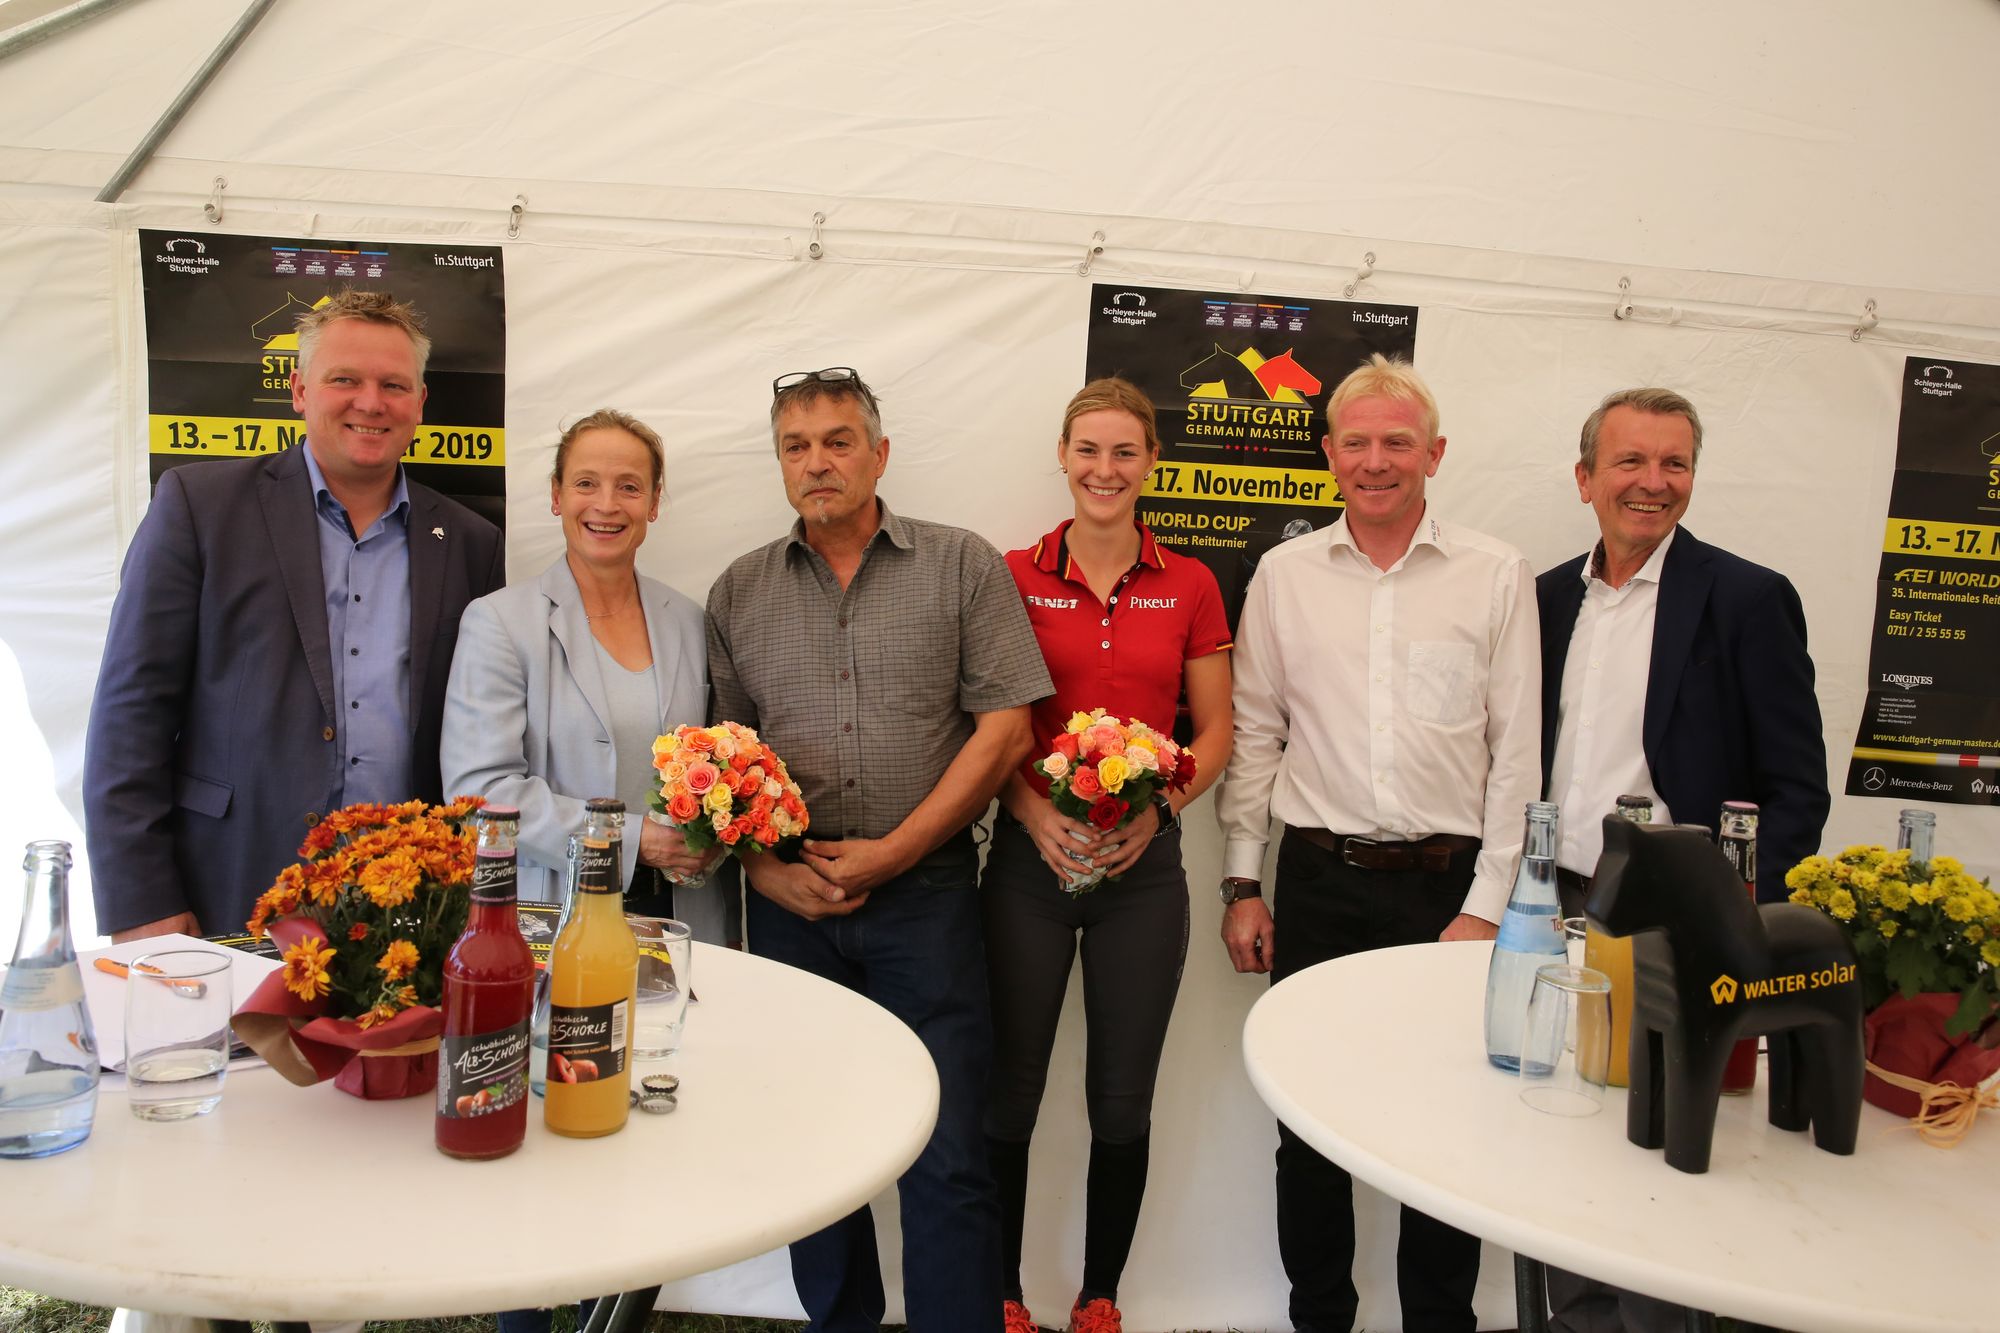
[1,1,1998,1330]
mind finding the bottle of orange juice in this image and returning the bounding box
[544,799,638,1138]
[1583,793,1651,1087]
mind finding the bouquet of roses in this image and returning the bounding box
[234,796,484,1098]
[1033,708,1196,892]
[648,721,810,856]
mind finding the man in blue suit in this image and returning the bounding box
[84,290,504,942]
[1536,385,1829,1332]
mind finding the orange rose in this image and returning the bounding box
[729,749,753,772]
[683,729,716,753]
[667,792,700,822]
[718,823,742,845]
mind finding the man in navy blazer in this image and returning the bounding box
[84,291,504,941]
[1536,387,1829,1332]
[1539,387,1828,903]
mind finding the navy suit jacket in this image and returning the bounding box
[83,446,505,935]
[1537,527,1830,901]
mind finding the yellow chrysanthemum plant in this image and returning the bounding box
[232,797,484,1099]
[1787,845,2000,1034]
[1787,844,2000,1121]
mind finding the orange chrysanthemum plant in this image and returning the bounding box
[233,797,483,1100]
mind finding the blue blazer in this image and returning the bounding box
[440,558,731,943]
[1537,528,1830,901]
[83,446,505,935]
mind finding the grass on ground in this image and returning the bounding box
[0,1290,824,1333]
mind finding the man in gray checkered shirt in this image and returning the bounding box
[706,367,1052,1333]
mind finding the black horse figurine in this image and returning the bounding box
[1586,817,1864,1174]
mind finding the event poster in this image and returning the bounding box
[1846,357,2000,804]
[1084,283,1418,626]
[139,230,507,528]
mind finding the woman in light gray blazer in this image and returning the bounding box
[442,409,735,945]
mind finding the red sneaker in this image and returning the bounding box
[1068,1296,1123,1333]
[1004,1298,1039,1333]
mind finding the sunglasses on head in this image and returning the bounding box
[772,366,866,396]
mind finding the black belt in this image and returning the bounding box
[1291,827,1480,873]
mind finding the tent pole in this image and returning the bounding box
[93,0,278,204]
[0,0,145,65]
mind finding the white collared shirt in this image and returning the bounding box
[1218,510,1542,923]
[1548,530,1676,876]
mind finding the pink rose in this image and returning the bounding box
[1088,725,1125,757]
[1042,753,1071,780]
[1071,764,1103,798]
[684,761,720,794]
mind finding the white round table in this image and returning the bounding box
[1243,939,1997,1333]
[0,943,939,1322]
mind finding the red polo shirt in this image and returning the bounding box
[1005,520,1232,784]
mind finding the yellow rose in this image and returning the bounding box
[1097,755,1130,793]
[1066,711,1096,735]
[703,785,734,815]
[653,733,681,759]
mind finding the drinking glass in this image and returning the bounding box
[626,916,692,1059]
[124,949,233,1121]
[1560,916,1588,968]
[1518,962,1612,1117]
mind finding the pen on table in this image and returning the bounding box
[93,956,209,999]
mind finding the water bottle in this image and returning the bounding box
[1895,808,1935,874]
[1484,802,1565,1071]
[0,841,100,1158]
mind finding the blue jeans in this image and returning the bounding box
[747,845,1003,1333]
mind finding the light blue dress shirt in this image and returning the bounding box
[303,445,413,807]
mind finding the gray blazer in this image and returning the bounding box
[440,557,732,944]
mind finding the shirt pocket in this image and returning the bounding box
[1406,640,1477,726]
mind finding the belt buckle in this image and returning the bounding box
[1339,836,1380,869]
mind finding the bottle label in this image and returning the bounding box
[576,838,619,895]
[0,960,84,1013]
[546,998,628,1084]
[471,851,518,906]
[1720,836,1757,887]
[1494,902,1565,954]
[436,1019,530,1119]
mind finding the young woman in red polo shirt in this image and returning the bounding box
[986,378,1234,1333]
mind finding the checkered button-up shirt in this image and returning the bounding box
[706,500,1053,843]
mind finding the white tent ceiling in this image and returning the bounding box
[3,0,1997,305]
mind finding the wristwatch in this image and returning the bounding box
[1219,877,1262,905]
[1151,792,1180,834]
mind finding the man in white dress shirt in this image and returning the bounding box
[1218,355,1541,1333]
[1536,386,1828,1333]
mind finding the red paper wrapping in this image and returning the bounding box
[233,916,444,1099]
[1862,992,2000,1118]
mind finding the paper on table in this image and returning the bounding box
[2,933,280,1074]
